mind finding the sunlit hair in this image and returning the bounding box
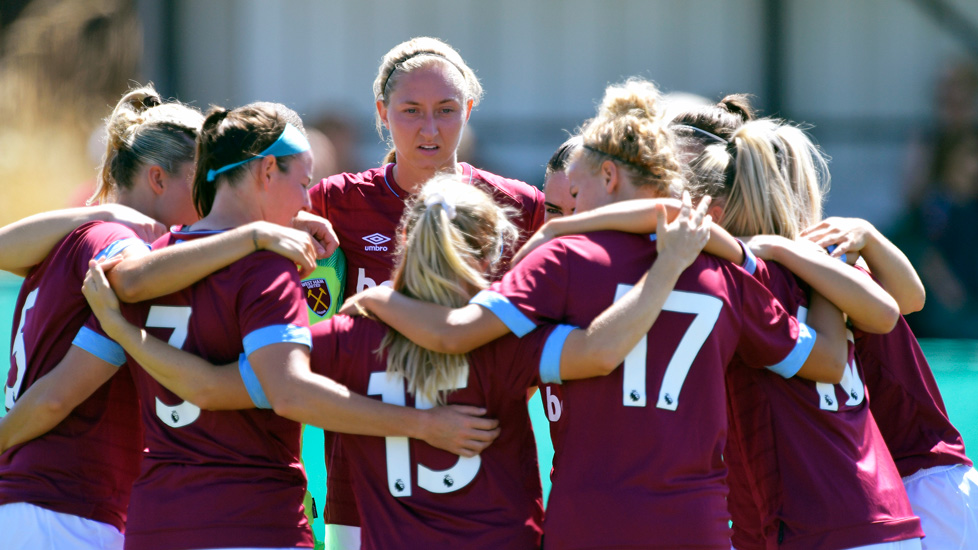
[709,119,828,240]
[379,174,518,405]
[90,84,203,205]
[192,102,306,217]
[545,135,583,180]
[373,37,483,164]
[577,78,683,197]
[671,94,755,203]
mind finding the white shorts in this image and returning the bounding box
[843,539,922,550]
[0,501,122,550]
[325,524,361,550]
[903,463,978,549]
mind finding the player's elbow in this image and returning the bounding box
[588,347,623,376]
[108,270,148,303]
[266,391,307,422]
[899,287,926,315]
[36,391,73,420]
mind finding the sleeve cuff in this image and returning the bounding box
[767,322,816,378]
[72,326,126,367]
[469,289,537,337]
[738,239,758,275]
[238,353,272,409]
[94,237,150,261]
[242,324,312,356]
[539,324,576,384]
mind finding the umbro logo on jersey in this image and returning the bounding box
[363,232,391,251]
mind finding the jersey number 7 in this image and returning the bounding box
[614,285,722,411]
[145,305,201,428]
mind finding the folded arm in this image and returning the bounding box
[802,217,925,314]
[745,234,899,334]
[0,204,164,277]
[514,198,743,265]
[107,221,321,303]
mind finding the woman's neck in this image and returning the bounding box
[393,159,461,195]
[190,185,262,231]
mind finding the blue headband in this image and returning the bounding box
[206,123,310,182]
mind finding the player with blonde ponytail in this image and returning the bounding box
[192,170,716,548]
[307,37,545,547]
[349,79,845,547]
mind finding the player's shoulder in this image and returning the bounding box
[467,164,543,204]
[74,219,140,245]
[317,166,388,194]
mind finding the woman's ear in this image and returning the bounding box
[377,100,389,129]
[601,160,619,194]
[147,165,166,195]
[708,203,725,224]
[464,98,474,122]
[257,155,278,190]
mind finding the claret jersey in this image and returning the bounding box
[307,162,545,528]
[472,230,814,549]
[110,228,314,550]
[0,221,145,532]
[725,258,922,550]
[308,162,545,297]
[856,310,970,477]
[300,314,553,550]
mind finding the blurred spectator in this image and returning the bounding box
[310,111,363,175]
[897,60,978,338]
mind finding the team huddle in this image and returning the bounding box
[0,36,976,550]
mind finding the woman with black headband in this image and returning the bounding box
[305,36,545,548]
[511,97,928,549]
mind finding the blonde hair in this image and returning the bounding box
[373,37,483,164]
[379,174,517,405]
[91,84,204,205]
[708,119,828,239]
[577,78,683,197]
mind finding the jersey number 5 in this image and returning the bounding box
[368,370,480,498]
[615,285,722,411]
[6,288,39,410]
[145,305,201,428]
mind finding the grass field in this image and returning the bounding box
[1,272,976,541]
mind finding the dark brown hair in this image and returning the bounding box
[192,102,306,217]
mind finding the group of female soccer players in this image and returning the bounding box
[0,35,976,550]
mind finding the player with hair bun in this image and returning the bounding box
[347,78,848,548]
[306,36,546,548]
[535,98,926,548]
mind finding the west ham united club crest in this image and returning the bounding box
[302,278,331,316]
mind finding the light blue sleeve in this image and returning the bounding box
[241,324,312,356]
[72,326,126,367]
[738,239,758,276]
[238,353,272,409]
[94,238,150,261]
[539,325,577,384]
[766,322,816,378]
[469,289,537,337]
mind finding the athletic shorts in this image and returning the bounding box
[842,538,922,550]
[0,501,122,550]
[325,524,361,550]
[904,462,978,549]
